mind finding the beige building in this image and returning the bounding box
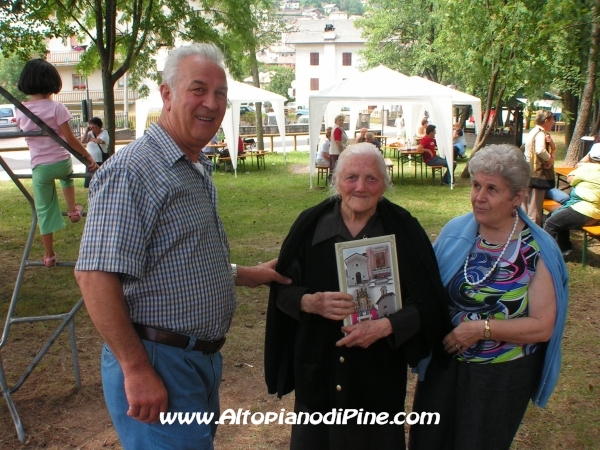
[46,37,138,118]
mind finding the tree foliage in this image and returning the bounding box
[265,65,295,101]
[0,53,28,101]
[356,0,446,82]
[338,0,363,15]
[216,0,286,150]
[357,0,600,160]
[0,0,232,154]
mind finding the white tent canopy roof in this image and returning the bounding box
[307,65,482,188]
[221,79,287,174]
[135,79,287,175]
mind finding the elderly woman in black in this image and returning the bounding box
[265,143,451,449]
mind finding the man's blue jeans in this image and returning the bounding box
[102,340,222,450]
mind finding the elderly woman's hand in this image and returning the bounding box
[337,318,392,348]
[300,291,355,320]
[442,321,484,354]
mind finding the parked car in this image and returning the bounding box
[0,104,19,133]
[297,115,310,125]
[296,109,309,118]
[240,105,255,115]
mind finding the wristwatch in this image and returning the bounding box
[483,318,491,339]
[231,263,238,282]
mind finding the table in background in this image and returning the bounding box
[382,143,403,159]
[555,166,574,190]
[205,142,227,151]
[245,150,267,169]
[379,136,398,148]
[397,147,424,183]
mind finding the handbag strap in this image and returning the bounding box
[530,128,547,168]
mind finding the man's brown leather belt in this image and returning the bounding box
[133,323,225,354]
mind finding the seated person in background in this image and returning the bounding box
[452,122,467,159]
[357,127,368,142]
[364,131,382,151]
[576,133,600,166]
[508,121,515,134]
[416,118,428,138]
[316,127,332,167]
[418,124,456,185]
[544,164,600,257]
[202,134,218,154]
[238,136,244,155]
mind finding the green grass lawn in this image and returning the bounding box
[0,143,598,448]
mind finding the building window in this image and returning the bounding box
[118,77,125,88]
[310,53,319,66]
[310,78,319,91]
[342,52,352,66]
[72,74,86,90]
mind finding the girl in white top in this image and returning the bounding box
[16,59,98,267]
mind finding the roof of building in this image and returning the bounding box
[286,19,365,45]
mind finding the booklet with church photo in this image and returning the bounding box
[335,235,402,328]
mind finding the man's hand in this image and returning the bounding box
[300,291,355,320]
[124,365,169,423]
[235,258,292,288]
[337,318,392,348]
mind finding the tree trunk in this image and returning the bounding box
[249,49,265,151]
[461,67,502,177]
[564,2,599,166]
[562,90,579,145]
[592,98,600,136]
[102,72,117,156]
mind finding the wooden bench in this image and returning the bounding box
[217,154,246,172]
[543,199,600,266]
[542,199,562,214]
[384,158,394,180]
[427,165,446,185]
[316,164,330,185]
[582,225,600,266]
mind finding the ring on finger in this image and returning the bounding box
[455,344,461,352]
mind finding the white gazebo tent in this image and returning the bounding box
[222,79,288,175]
[135,79,287,176]
[307,66,482,188]
[408,76,482,134]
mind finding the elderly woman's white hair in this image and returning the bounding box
[161,43,225,93]
[469,144,531,196]
[330,143,392,196]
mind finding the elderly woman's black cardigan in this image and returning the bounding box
[264,197,452,401]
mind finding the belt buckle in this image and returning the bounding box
[204,338,225,354]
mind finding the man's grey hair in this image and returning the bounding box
[469,144,531,196]
[330,143,391,196]
[162,43,225,91]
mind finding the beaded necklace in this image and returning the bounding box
[463,212,519,286]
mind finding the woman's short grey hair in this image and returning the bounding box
[469,144,531,196]
[535,110,554,125]
[162,43,225,91]
[334,114,345,123]
[330,143,391,196]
